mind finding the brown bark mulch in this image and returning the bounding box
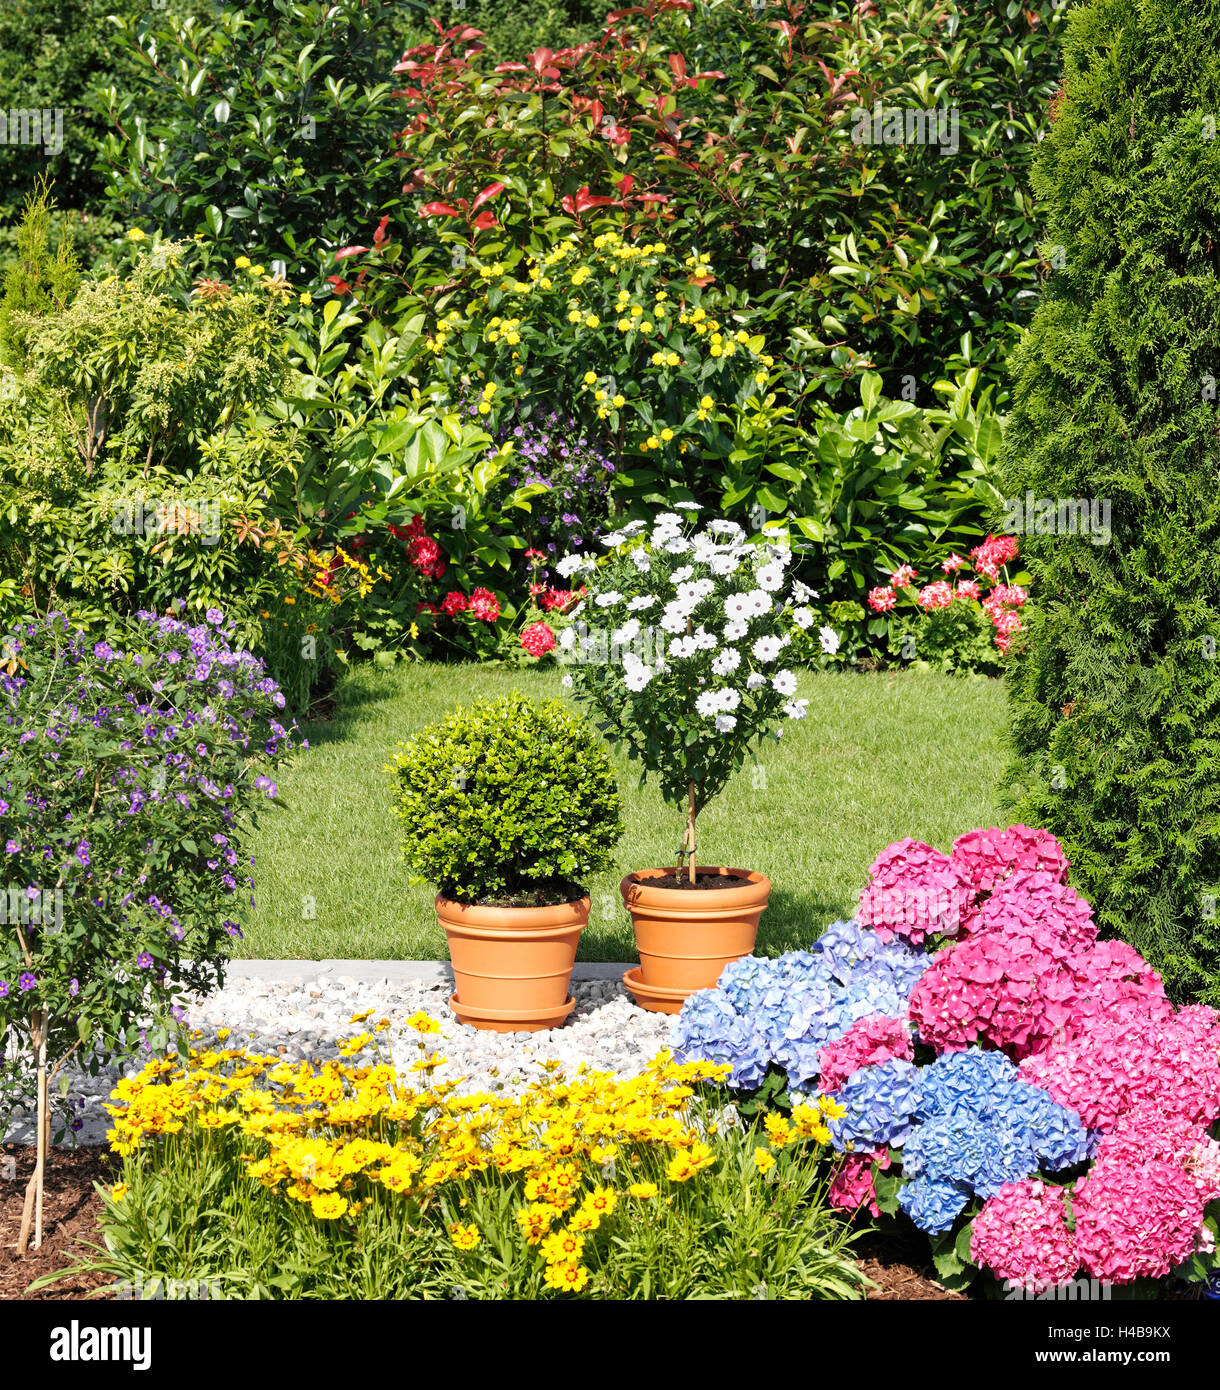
[1,1144,116,1301]
[854,1226,969,1301]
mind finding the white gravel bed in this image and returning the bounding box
[3,974,679,1147]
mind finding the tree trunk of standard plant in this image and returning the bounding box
[685,780,698,884]
[16,1009,48,1255]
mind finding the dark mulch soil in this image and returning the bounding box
[2,1145,115,1301]
[853,1227,969,1301]
[640,872,748,891]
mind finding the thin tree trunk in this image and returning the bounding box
[16,1011,47,1255]
[686,780,697,884]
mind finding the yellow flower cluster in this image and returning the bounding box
[102,1021,835,1296]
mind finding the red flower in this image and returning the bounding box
[441,591,470,616]
[867,586,897,613]
[524,547,545,561]
[541,588,577,612]
[521,622,556,657]
[468,587,500,622]
[407,535,447,579]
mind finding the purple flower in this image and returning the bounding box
[18,972,36,991]
[136,953,153,969]
[0,980,8,998]
[69,978,79,997]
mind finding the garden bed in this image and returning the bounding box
[0,1145,115,1302]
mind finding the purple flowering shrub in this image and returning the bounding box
[0,605,302,1142]
[672,823,1220,1292]
[492,409,616,567]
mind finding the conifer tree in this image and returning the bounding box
[998,0,1220,1003]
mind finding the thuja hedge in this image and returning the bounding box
[998,0,1220,1003]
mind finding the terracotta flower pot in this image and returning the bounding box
[619,866,770,1012]
[437,892,588,1032]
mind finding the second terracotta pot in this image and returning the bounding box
[619,866,770,1011]
[437,893,589,1032]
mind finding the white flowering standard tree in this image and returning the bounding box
[557,507,831,1005]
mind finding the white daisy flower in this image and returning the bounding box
[724,594,750,621]
[792,606,814,629]
[709,553,741,577]
[752,635,782,662]
[671,565,695,584]
[819,626,841,655]
[555,554,585,579]
[792,580,819,603]
[664,536,691,554]
[715,714,738,733]
[783,698,810,720]
[755,563,784,592]
[675,501,702,511]
[707,519,744,536]
[712,647,741,676]
[772,670,798,696]
[627,594,655,611]
[693,626,718,651]
[744,589,772,617]
[594,590,623,607]
[723,618,748,641]
[669,636,697,659]
[718,688,741,712]
[629,547,652,573]
[561,674,573,687]
[660,605,691,634]
[624,664,653,692]
[695,690,721,717]
[600,530,627,548]
[746,673,768,690]
[612,618,640,646]
[558,628,577,650]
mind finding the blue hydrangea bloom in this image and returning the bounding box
[829,1059,921,1149]
[670,920,932,1091]
[897,1177,973,1234]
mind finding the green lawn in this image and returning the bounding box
[239,664,1011,961]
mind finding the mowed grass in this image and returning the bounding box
[238,663,1010,962]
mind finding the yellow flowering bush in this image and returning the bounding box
[81,1015,863,1301]
[421,221,781,493]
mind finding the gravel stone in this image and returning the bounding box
[3,976,680,1147]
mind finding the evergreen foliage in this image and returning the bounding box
[998,0,1220,1003]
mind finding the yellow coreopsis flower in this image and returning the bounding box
[753,1148,776,1173]
[449,1222,481,1251]
[311,1192,349,1219]
[628,1181,657,1199]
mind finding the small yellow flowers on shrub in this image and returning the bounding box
[613,394,625,408]
[660,428,674,442]
[583,371,597,385]
[617,318,631,331]
[249,265,265,277]
[753,1148,776,1174]
[298,292,312,306]
[639,320,653,333]
[126,228,146,242]
[764,1114,793,1147]
[450,1222,481,1251]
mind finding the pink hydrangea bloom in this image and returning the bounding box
[970,1179,1079,1294]
[818,1015,914,1093]
[1068,940,1173,1034]
[950,824,1069,897]
[907,918,1084,1059]
[1072,1156,1205,1283]
[1018,1008,1220,1132]
[971,869,1096,950]
[1095,1107,1220,1202]
[829,1148,890,1218]
[857,839,972,945]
